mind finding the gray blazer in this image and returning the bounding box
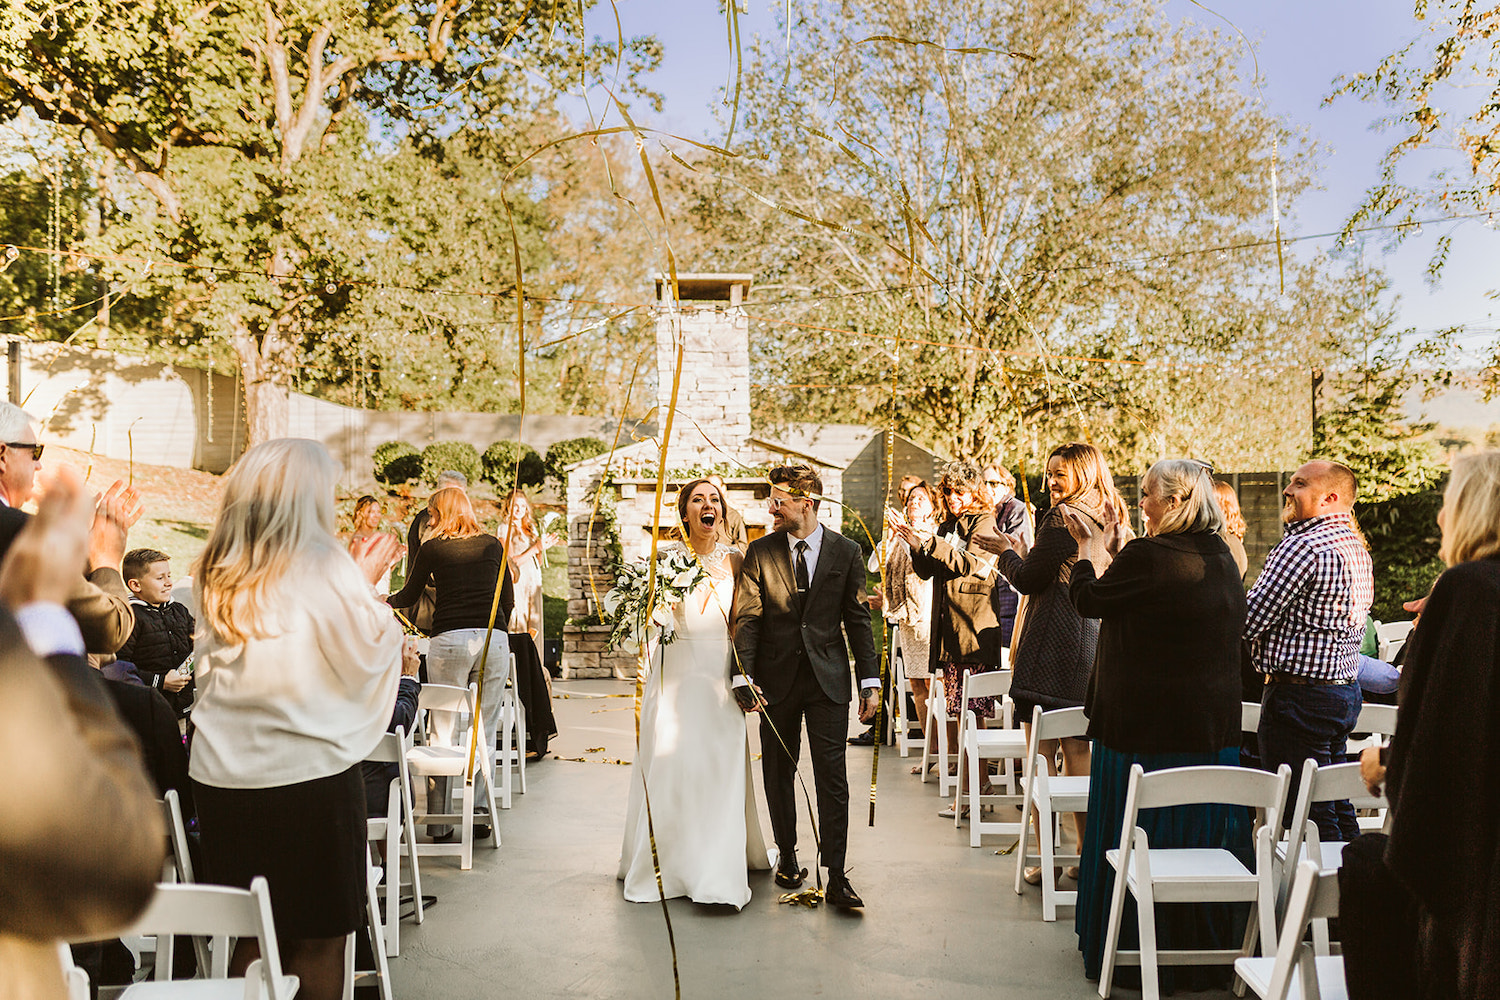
[732,528,879,706]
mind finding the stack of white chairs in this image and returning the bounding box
[115,877,299,999]
[1098,762,1291,1000]
[1014,705,1091,920]
[953,665,1029,847]
[1235,859,1349,1000]
[364,725,424,956]
[408,682,500,870]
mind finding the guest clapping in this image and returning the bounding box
[190,440,405,1000]
[975,442,1129,884]
[881,480,939,763]
[891,460,1001,814]
[1065,459,1246,984]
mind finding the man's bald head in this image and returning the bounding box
[1283,460,1358,523]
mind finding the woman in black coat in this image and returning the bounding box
[1065,458,1247,986]
[1351,449,1500,1000]
[891,460,999,812]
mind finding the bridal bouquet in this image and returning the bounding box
[600,546,710,653]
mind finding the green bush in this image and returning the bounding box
[372,440,421,485]
[1356,483,1446,622]
[482,440,545,489]
[420,441,482,486]
[545,436,609,487]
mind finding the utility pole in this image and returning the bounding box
[1310,367,1324,452]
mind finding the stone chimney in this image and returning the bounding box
[653,273,752,455]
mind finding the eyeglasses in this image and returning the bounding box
[767,497,806,510]
[984,479,1004,487]
[3,442,42,460]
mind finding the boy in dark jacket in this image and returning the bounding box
[116,548,195,716]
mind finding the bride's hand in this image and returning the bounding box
[733,683,764,713]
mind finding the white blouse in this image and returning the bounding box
[188,546,403,789]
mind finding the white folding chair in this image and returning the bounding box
[408,683,500,870]
[920,676,957,797]
[1277,760,1386,953]
[364,725,424,956]
[58,943,90,1000]
[1234,860,1349,1000]
[1347,704,1397,830]
[492,654,527,809]
[1373,620,1414,663]
[954,668,1029,847]
[1098,763,1291,1000]
[890,637,926,759]
[342,861,394,1000]
[1014,705,1091,919]
[117,877,298,1000]
[1242,701,1262,737]
[152,790,213,978]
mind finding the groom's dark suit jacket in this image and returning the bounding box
[732,527,879,705]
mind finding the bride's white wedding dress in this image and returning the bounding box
[618,542,773,907]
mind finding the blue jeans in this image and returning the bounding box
[1356,654,1401,695]
[1258,679,1363,843]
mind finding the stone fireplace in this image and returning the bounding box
[560,273,845,678]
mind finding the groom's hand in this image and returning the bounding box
[734,684,763,713]
[857,689,880,723]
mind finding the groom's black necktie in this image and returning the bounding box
[794,539,810,593]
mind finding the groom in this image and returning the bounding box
[732,464,880,909]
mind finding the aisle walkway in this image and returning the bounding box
[388,679,1235,999]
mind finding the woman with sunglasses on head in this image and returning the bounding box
[974,441,1130,885]
[890,459,1002,816]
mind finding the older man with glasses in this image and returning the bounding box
[0,400,138,655]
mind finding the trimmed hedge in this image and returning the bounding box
[420,441,482,486]
[373,441,421,485]
[483,440,546,489]
[545,436,609,487]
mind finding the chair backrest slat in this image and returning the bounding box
[1035,706,1088,743]
[1355,703,1397,738]
[960,668,1012,702]
[1241,701,1261,735]
[1130,764,1290,816]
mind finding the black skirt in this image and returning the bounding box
[193,765,368,939]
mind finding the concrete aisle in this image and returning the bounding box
[387,679,1235,999]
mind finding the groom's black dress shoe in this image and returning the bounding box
[774,856,807,889]
[825,874,864,909]
[847,728,877,746]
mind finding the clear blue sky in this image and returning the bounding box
[574,0,1498,349]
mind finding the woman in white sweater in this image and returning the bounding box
[189,439,403,1000]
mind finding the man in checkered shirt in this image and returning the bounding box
[1245,460,1373,843]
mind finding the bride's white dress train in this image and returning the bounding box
[618,544,772,907]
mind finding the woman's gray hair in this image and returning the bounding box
[0,401,36,443]
[1143,459,1224,536]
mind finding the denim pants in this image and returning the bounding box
[425,628,510,828]
[1258,679,1363,843]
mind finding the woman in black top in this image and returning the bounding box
[1065,458,1246,986]
[976,441,1128,882]
[387,487,513,834]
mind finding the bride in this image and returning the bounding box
[618,477,773,907]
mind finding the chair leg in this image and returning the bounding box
[479,765,501,849]
[403,808,424,926]
[383,832,400,957]
[516,701,528,793]
[966,746,981,844]
[1014,785,1033,896]
[1136,880,1160,1000]
[365,863,395,1000]
[1098,855,1132,998]
[459,782,475,871]
[343,933,356,1000]
[1041,807,1058,921]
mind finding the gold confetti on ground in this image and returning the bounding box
[584,746,607,753]
[777,888,824,908]
[559,756,632,765]
[994,839,1020,856]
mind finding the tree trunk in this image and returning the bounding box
[230,318,291,447]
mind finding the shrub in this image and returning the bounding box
[420,441,482,486]
[544,436,609,487]
[1356,484,1446,622]
[482,440,546,489]
[373,440,421,485]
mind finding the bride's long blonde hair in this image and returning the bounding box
[195,438,341,644]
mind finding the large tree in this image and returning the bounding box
[679,0,1357,470]
[1331,0,1500,389]
[0,0,659,441]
